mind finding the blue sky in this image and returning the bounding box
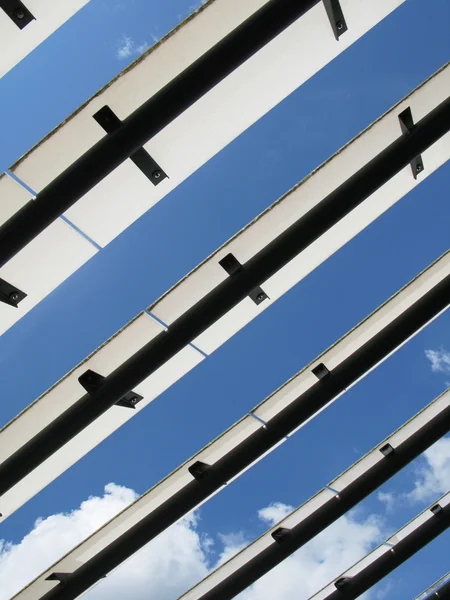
[1,0,450,598]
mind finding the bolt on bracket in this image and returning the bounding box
[78,369,144,409]
[219,253,269,306]
[93,105,168,186]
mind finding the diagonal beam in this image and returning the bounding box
[15,375,450,599]
[0,0,320,269]
[0,93,449,501]
[310,500,450,600]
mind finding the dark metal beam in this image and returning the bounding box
[0,0,320,269]
[318,505,450,600]
[181,407,450,600]
[1,94,450,500]
[30,304,450,600]
[414,575,450,600]
[435,578,450,599]
[92,106,168,185]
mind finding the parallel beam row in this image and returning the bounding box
[1,68,449,521]
[309,495,450,600]
[11,255,450,599]
[0,0,408,333]
[180,405,450,600]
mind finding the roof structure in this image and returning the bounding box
[1,1,449,599]
[1,66,449,523]
[0,0,405,334]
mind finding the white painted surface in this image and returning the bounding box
[252,250,450,425]
[310,491,450,600]
[0,172,29,223]
[0,0,89,77]
[182,395,450,600]
[149,63,450,355]
[0,172,98,334]
[11,0,406,246]
[12,256,450,600]
[0,312,204,521]
[329,389,450,492]
[0,0,407,335]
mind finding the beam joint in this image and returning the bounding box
[93,106,167,186]
[399,107,425,179]
[78,369,143,409]
[219,253,269,306]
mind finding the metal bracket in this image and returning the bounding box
[312,363,331,381]
[399,107,424,179]
[219,253,269,306]
[188,461,211,481]
[271,527,291,544]
[431,504,443,516]
[322,0,347,41]
[0,278,26,308]
[45,573,71,585]
[379,443,395,457]
[0,0,35,29]
[78,369,143,409]
[93,105,168,186]
[335,576,352,590]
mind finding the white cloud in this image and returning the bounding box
[0,484,208,600]
[216,531,248,566]
[258,502,292,525]
[375,437,450,509]
[0,489,386,600]
[377,491,396,512]
[374,580,394,599]
[235,506,383,600]
[425,348,450,374]
[116,36,134,59]
[116,36,155,60]
[85,511,208,600]
[407,437,450,503]
[136,42,149,54]
[0,484,137,600]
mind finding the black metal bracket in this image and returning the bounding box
[312,363,331,381]
[379,443,395,457]
[0,278,26,308]
[431,503,443,516]
[271,527,291,544]
[399,107,425,179]
[45,573,71,585]
[322,0,347,41]
[0,0,35,29]
[188,461,211,481]
[219,253,269,306]
[335,576,352,590]
[93,106,168,186]
[78,369,143,409]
